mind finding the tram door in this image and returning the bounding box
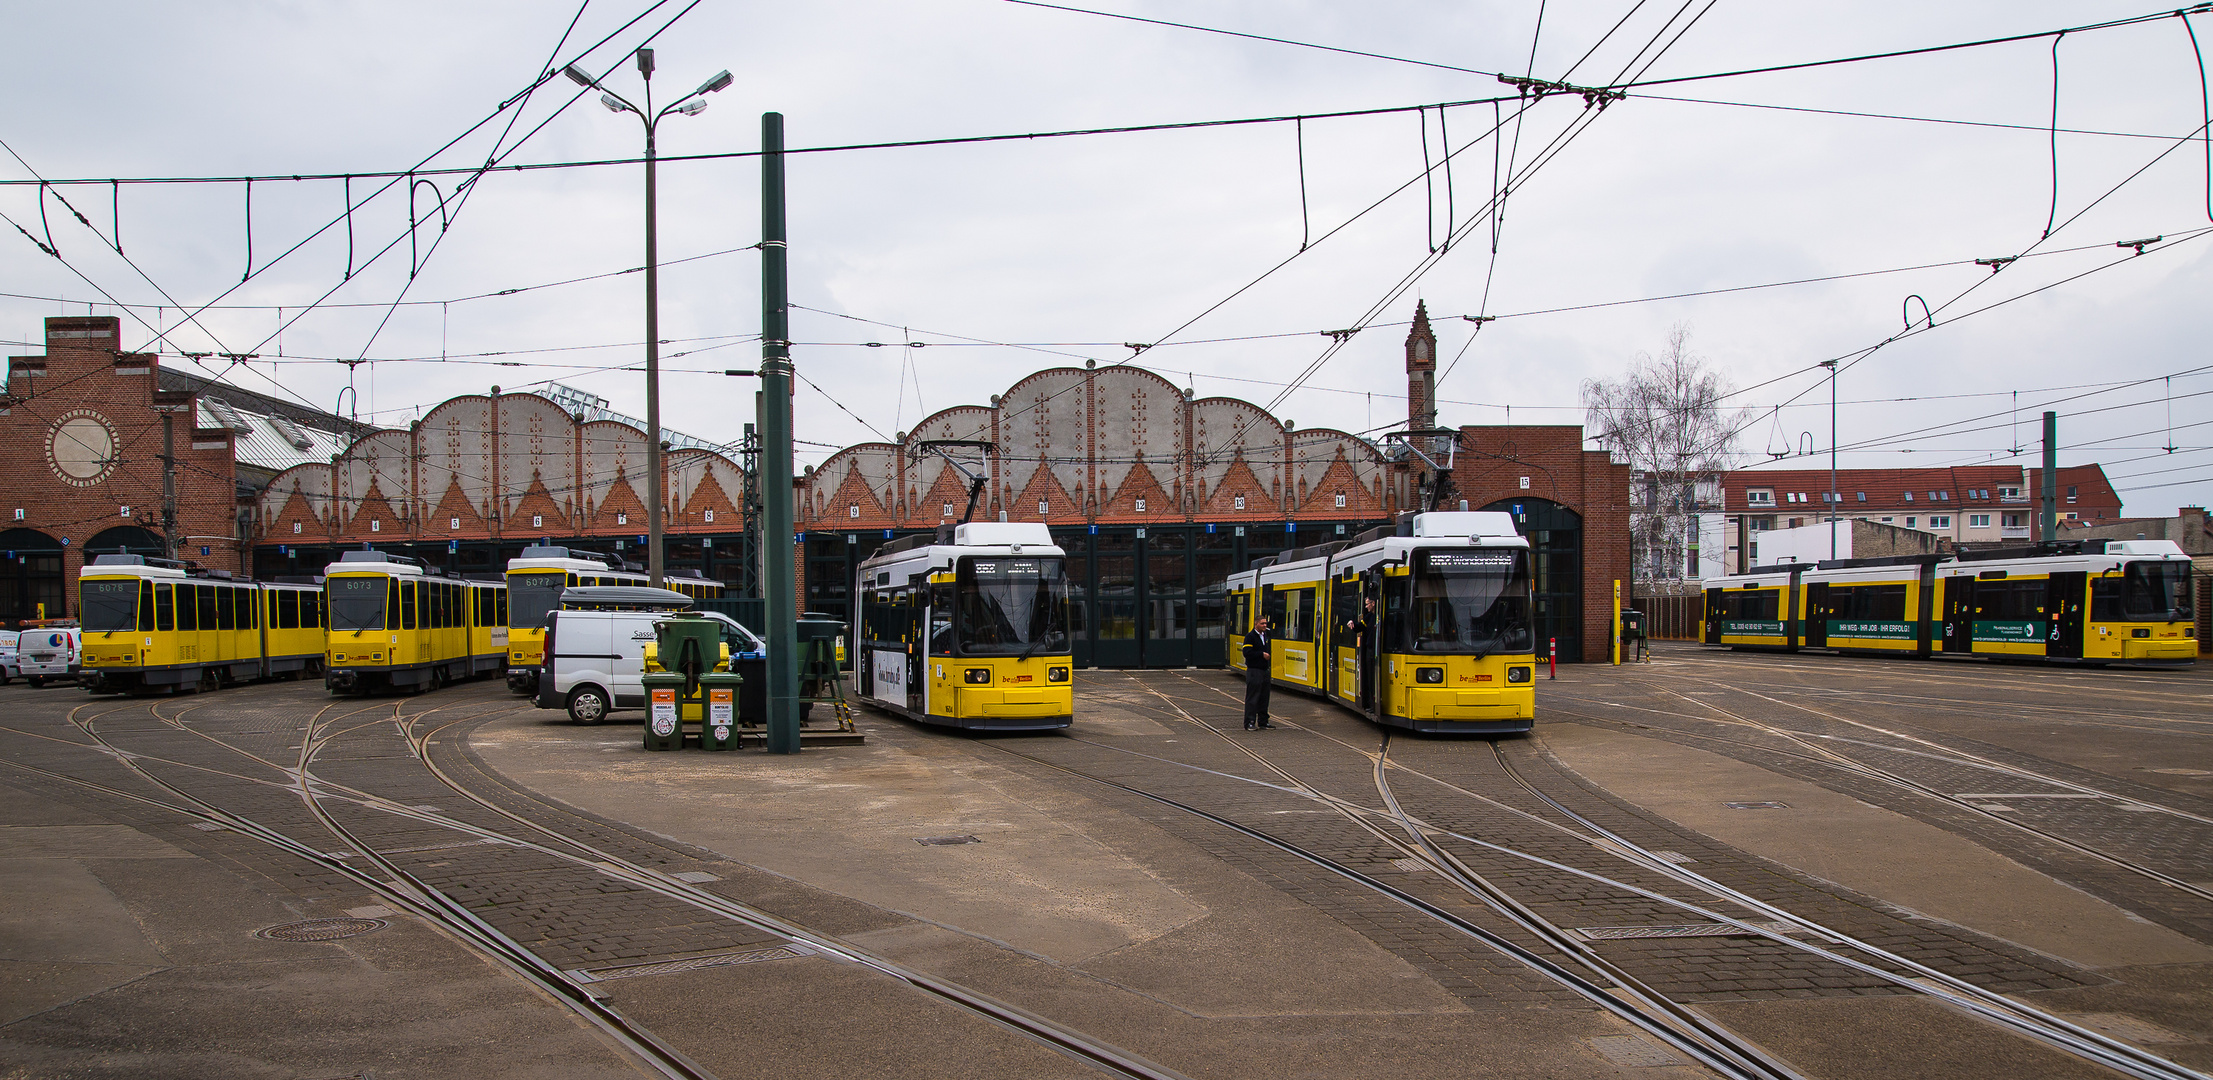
[1359,572,1380,714]
[1803,583,1830,648]
[2046,572,2085,659]
[1942,578,1975,654]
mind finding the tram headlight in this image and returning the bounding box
[964,668,992,684]
[1506,666,1532,684]
[1415,667,1444,684]
[1047,666,1070,683]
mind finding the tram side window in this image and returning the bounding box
[1836,584,1907,622]
[1331,576,1359,649]
[139,581,156,632]
[496,589,508,627]
[155,583,174,632]
[197,585,218,632]
[2092,578,2122,622]
[1279,588,1313,642]
[275,591,295,630]
[929,582,954,655]
[1978,581,2046,620]
[1720,591,1780,622]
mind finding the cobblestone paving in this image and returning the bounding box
[1549,646,2213,942]
[0,681,903,978]
[1063,667,2107,1006]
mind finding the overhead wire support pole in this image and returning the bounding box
[1826,358,1838,560]
[761,110,800,756]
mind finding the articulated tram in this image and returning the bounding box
[1227,511,1536,734]
[324,550,509,694]
[1703,539,2197,667]
[76,554,326,694]
[504,545,722,695]
[854,522,1073,730]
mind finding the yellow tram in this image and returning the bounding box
[1226,512,1536,734]
[854,522,1073,730]
[503,545,721,695]
[324,550,509,695]
[77,554,325,694]
[1702,539,2197,667]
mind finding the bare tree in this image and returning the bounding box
[1581,326,1745,580]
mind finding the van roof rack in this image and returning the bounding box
[558,585,695,610]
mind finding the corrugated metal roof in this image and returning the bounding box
[209,398,358,474]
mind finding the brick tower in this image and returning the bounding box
[1406,300,1436,430]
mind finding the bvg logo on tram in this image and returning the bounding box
[1459,673,1494,683]
[1003,673,1034,683]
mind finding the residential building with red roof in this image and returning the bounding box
[1690,464,2122,575]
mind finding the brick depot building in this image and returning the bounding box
[793,303,1632,664]
[2,316,328,623]
[5,310,1632,663]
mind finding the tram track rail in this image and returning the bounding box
[1051,670,2212,1080]
[0,687,1195,1080]
[1549,674,2213,910]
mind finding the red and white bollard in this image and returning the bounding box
[1548,637,1558,680]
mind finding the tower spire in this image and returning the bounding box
[1405,301,1437,430]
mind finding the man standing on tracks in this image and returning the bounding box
[1242,614,1275,730]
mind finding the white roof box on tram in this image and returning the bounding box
[1409,511,1518,538]
[951,522,1053,547]
[2102,539,2186,557]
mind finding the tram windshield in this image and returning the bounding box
[328,576,390,632]
[2121,562,2193,621]
[1405,548,1532,655]
[508,571,567,629]
[956,557,1070,656]
[81,580,139,632]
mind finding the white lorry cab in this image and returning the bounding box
[532,587,765,723]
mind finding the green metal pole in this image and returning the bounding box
[761,112,799,754]
[2040,410,2058,543]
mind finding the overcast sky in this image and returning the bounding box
[4,1,2208,515]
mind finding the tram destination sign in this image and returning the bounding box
[1426,550,1516,572]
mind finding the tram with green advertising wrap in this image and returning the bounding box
[853,522,1073,730]
[324,550,509,695]
[1702,539,2196,667]
[1225,511,1536,734]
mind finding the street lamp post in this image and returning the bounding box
[564,50,732,588]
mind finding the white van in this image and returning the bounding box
[17,627,83,688]
[534,605,764,723]
[0,630,19,684]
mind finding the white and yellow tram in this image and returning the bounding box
[1225,511,1536,734]
[854,522,1074,730]
[77,554,325,694]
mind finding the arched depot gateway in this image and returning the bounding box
[795,305,1631,667]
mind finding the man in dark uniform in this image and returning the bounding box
[1242,614,1274,730]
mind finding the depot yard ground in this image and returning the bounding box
[2,644,2209,1080]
